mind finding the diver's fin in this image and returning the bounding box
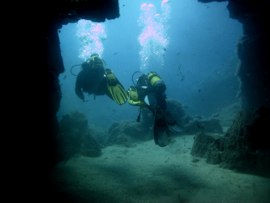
[106,70,128,105]
[107,83,128,105]
[153,111,170,147]
[136,108,142,122]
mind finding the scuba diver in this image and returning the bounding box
[127,71,176,147]
[74,53,128,105]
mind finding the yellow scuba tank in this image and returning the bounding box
[147,71,161,87]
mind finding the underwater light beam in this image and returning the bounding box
[76,20,107,60]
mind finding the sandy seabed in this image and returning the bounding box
[52,135,270,203]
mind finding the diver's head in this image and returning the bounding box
[88,53,104,67]
[88,53,97,62]
[81,61,90,71]
[137,74,148,88]
[90,53,99,58]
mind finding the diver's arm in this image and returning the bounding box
[75,74,85,101]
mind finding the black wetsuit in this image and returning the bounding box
[136,74,170,147]
[75,64,107,101]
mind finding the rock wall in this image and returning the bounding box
[194,0,270,177]
[19,1,120,201]
[192,107,270,177]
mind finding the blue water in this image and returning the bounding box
[58,0,243,128]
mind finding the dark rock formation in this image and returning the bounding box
[192,107,270,177]
[107,121,152,147]
[191,132,224,164]
[35,0,119,167]
[220,107,270,175]
[184,118,223,134]
[58,111,102,161]
[166,99,192,127]
[194,0,270,177]
[18,1,119,201]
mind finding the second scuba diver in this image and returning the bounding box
[127,71,176,147]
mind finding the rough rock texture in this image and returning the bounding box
[191,133,223,158]
[107,121,152,147]
[18,2,119,200]
[28,0,119,164]
[58,111,102,161]
[219,107,270,176]
[184,118,223,134]
[192,107,270,177]
[166,99,192,127]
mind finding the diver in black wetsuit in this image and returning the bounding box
[127,71,176,147]
[75,53,128,105]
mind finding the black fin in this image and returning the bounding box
[153,112,170,147]
[136,108,141,122]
